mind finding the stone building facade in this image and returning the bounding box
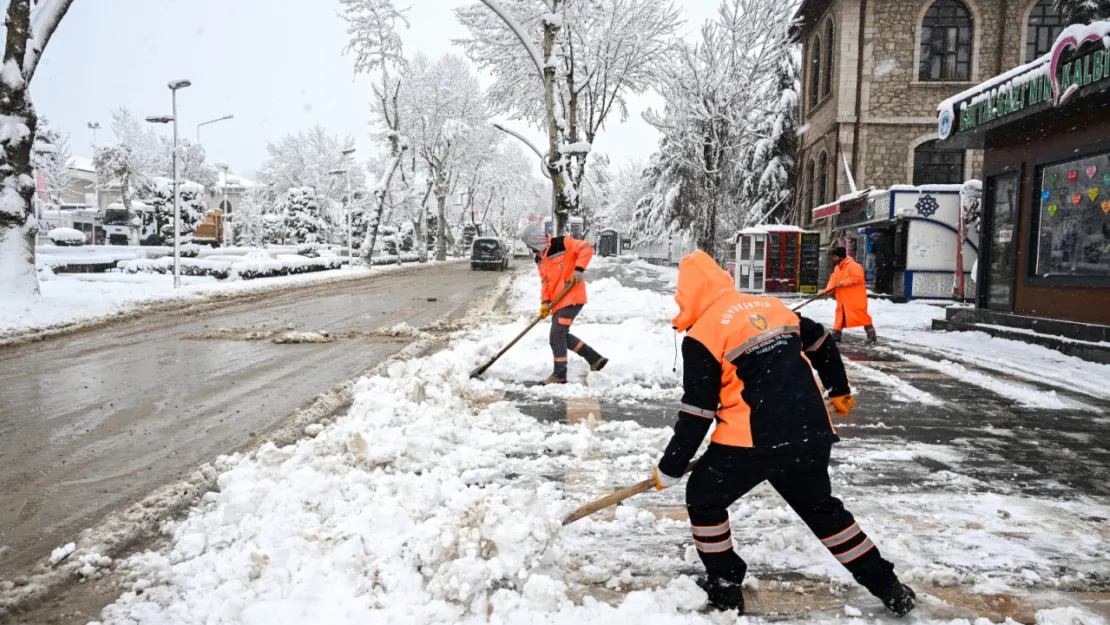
[794,0,1068,232]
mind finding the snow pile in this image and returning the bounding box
[90,351,715,625]
[272,330,334,344]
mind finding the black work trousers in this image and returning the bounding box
[685,445,897,597]
[549,304,602,377]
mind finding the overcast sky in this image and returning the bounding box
[32,0,720,179]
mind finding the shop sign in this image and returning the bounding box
[997,229,1013,243]
[812,203,840,220]
[941,28,1110,139]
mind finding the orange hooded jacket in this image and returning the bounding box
[826,257,873,330]
[536,235,594,312]
[672,251,837,450]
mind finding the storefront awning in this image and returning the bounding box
[811,189,871,222]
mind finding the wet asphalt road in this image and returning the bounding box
[0,262,500,578]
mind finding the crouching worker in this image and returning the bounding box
[519,223,608,385]
[653,250,915,616]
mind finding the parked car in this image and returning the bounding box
[512,239,533,259]
[471,237,509,271]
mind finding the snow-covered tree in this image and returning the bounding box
[257,125,365,210]
[597,158,646,234]
[93,144,142,242]
[32,117,70,203]
[0,0,78,299]
[342,0,411,263]
[280,186,325,244]
[456,0,682,227]
[737,47,800,226]
[398,53,490,261]
[108,107,163,195]
[151,178,206,239]
[233,187,267,246]
[1054,0,1110,22]
[635,0,793,257]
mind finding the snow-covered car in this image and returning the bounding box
[471,237,508,271]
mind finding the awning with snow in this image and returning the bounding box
[936,21,1110,148]
[811,189,871,222]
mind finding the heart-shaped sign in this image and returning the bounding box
[1050,173,1059,185]
[1051,32,1105,105]
[1059,188,1070,200]
[1071,193,1082,206]
[1090,187,1100,201]
[1087,166,1098,179]
[1104,173,1110,186]
[1048,204,1058,217]
[1103,200,1110,214]
[1041,190,1051,202]
[1068,170,1079,183]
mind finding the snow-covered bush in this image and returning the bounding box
[117,254,349,281]
[280,187,325,245]
[47,227,86,247]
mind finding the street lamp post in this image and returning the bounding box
[215,162,231,248]
[147,78,192,289]
[329,148,357,266]
[197,114,234,143]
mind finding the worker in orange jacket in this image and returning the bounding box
[520,223,608,384]
[653,250,915,615]
[824,247,876,343]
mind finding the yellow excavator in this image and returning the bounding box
[192,209,225,247]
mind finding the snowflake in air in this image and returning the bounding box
[915,195,939,218]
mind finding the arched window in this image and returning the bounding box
[913,140,965,185]
[805,159,817,210]
[919,0,973,82]
[823,20,835,97]
[1026,0,1066,63]
[817,152,829,206]
[809,35,822,109]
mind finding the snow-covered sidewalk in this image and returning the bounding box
[0,260,456,340]
[76,258,1110,624]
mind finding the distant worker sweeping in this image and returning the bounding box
[652,250,915,616]
[520,223,608,385]
[824,247,877,343]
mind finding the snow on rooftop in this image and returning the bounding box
[738,224,806,235]
[889,184,964,193]
[66,156,95,173]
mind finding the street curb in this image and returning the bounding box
[0,262,509,622]
[0,260,465,350]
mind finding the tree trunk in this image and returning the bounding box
[0,85,40,299]
[415,181,431,263]
[543,1,571,236]
[435,176,448,262]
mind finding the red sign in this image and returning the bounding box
[812,203,841,220]
[35,170,49,202]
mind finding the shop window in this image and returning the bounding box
[1033,151,1110,280]
[823,20,835,97]
[919,0,973,82]
[805,159,817,210]
[817,152,829,206]
[809,36,822,109]
[1026,0,1066,63]
[913,140,965,185]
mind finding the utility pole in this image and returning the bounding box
[147,78,192,288]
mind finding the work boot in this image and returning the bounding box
[879,581,916,617]
[590,357,609,372]
[696,576,745,613]
[540,374,567,385]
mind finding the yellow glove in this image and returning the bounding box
[653,467,682,491]
[829,394,856,416]
[539,303,552,319]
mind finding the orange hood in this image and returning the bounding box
[672,250,736,332]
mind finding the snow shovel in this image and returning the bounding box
[561,460,699,526]
[791,289,832,313]
[469,282,577,379]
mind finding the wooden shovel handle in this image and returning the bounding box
[561,460,699,526]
